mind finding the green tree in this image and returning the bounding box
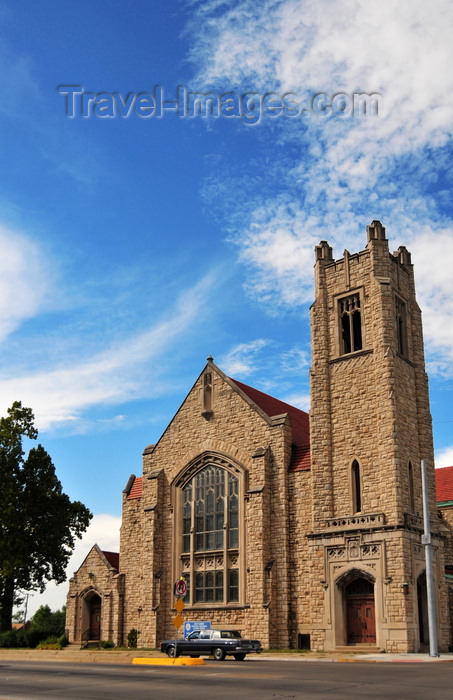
[30,605,66,636]
[0,402,92,632]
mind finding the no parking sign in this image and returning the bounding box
[174,578,187,596]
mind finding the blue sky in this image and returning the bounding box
[2,0,453,615]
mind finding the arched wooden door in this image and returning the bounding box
[345,578,376,644]
[89,594,102,640]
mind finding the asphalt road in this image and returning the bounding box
[0,659,452,700]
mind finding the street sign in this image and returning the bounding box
[173,614,184,630]
[174,579,187,596]
[183,621,211,638]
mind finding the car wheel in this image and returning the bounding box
[166,646,178,658]
[213,647,226,661]
[233,653,246,661]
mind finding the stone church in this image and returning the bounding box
[66,221,453,652]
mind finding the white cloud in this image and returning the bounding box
[220,339,271,377]
[188,1,453,374]
[18,514,121,620]
[0,271,217,432]
[435,446,453,470]
[280,347,310,374]
[0,224,54,343]
[281,392,310,412]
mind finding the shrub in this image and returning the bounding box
[0,630,19,648]
[127,628,138,648]
[98,640,114,649]
[36,636,60,649]
[23,629,51,648]
[0,627,55,649]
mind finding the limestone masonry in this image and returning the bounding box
[66,222,453,652]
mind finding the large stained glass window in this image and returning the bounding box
[180,465,240,605]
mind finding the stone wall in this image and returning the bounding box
[66,545,124,645]
[119,363,296,648]
[309,224,449,651]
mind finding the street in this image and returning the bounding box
[0,659,452,700]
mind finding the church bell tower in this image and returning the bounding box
[308,220,449,652]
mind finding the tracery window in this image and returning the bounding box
[339,293,362,355]
[180,465,240,606]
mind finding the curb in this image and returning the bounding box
[0,649,451,664]
[133,657,205,666]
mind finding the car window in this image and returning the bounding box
[199,632,211,639]
[221,631,241,638]
[188,631,200,639]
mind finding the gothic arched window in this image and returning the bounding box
[179,464,240,606]
[339,293,362,355]
[395,296,408,357]
[408,461,415,513]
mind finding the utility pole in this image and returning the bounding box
[421,459,439,657]
[22,592,33,626]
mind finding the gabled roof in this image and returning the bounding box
[229,378,310,471]
[130,365,311,493]
[73,544,119,575]
[127,476,143,500]
[230,378,310,447]
[436,466,453,504]
[102,551,119,570]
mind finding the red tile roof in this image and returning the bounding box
[230,378,310,471]
[102,551,119,570]
[436,466,453,503]
[291,444,311,472]
[127,476,143,499]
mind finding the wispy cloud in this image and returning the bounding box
[220,339,271,376]
[0,224,55,343]
[188,0,453,373]
[0,270,218,432]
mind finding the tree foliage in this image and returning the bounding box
[0,402,92,632]
[30,604,66,636]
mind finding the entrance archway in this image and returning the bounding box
[345,577,376,644]
[87,594,102,640]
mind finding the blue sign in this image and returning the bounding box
[183,621,211,638]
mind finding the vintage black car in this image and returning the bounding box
[160,628,263,661]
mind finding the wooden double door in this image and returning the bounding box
[346,579,376,644]
[89,595,102,640]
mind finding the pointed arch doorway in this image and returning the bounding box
[88,594,102,640]
[345,577,376,644]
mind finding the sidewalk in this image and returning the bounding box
[0,648,451,664]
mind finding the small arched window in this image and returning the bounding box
[408,461,415,513]
[351,460,362,514]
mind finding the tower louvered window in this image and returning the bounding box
[339,294,362,354]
